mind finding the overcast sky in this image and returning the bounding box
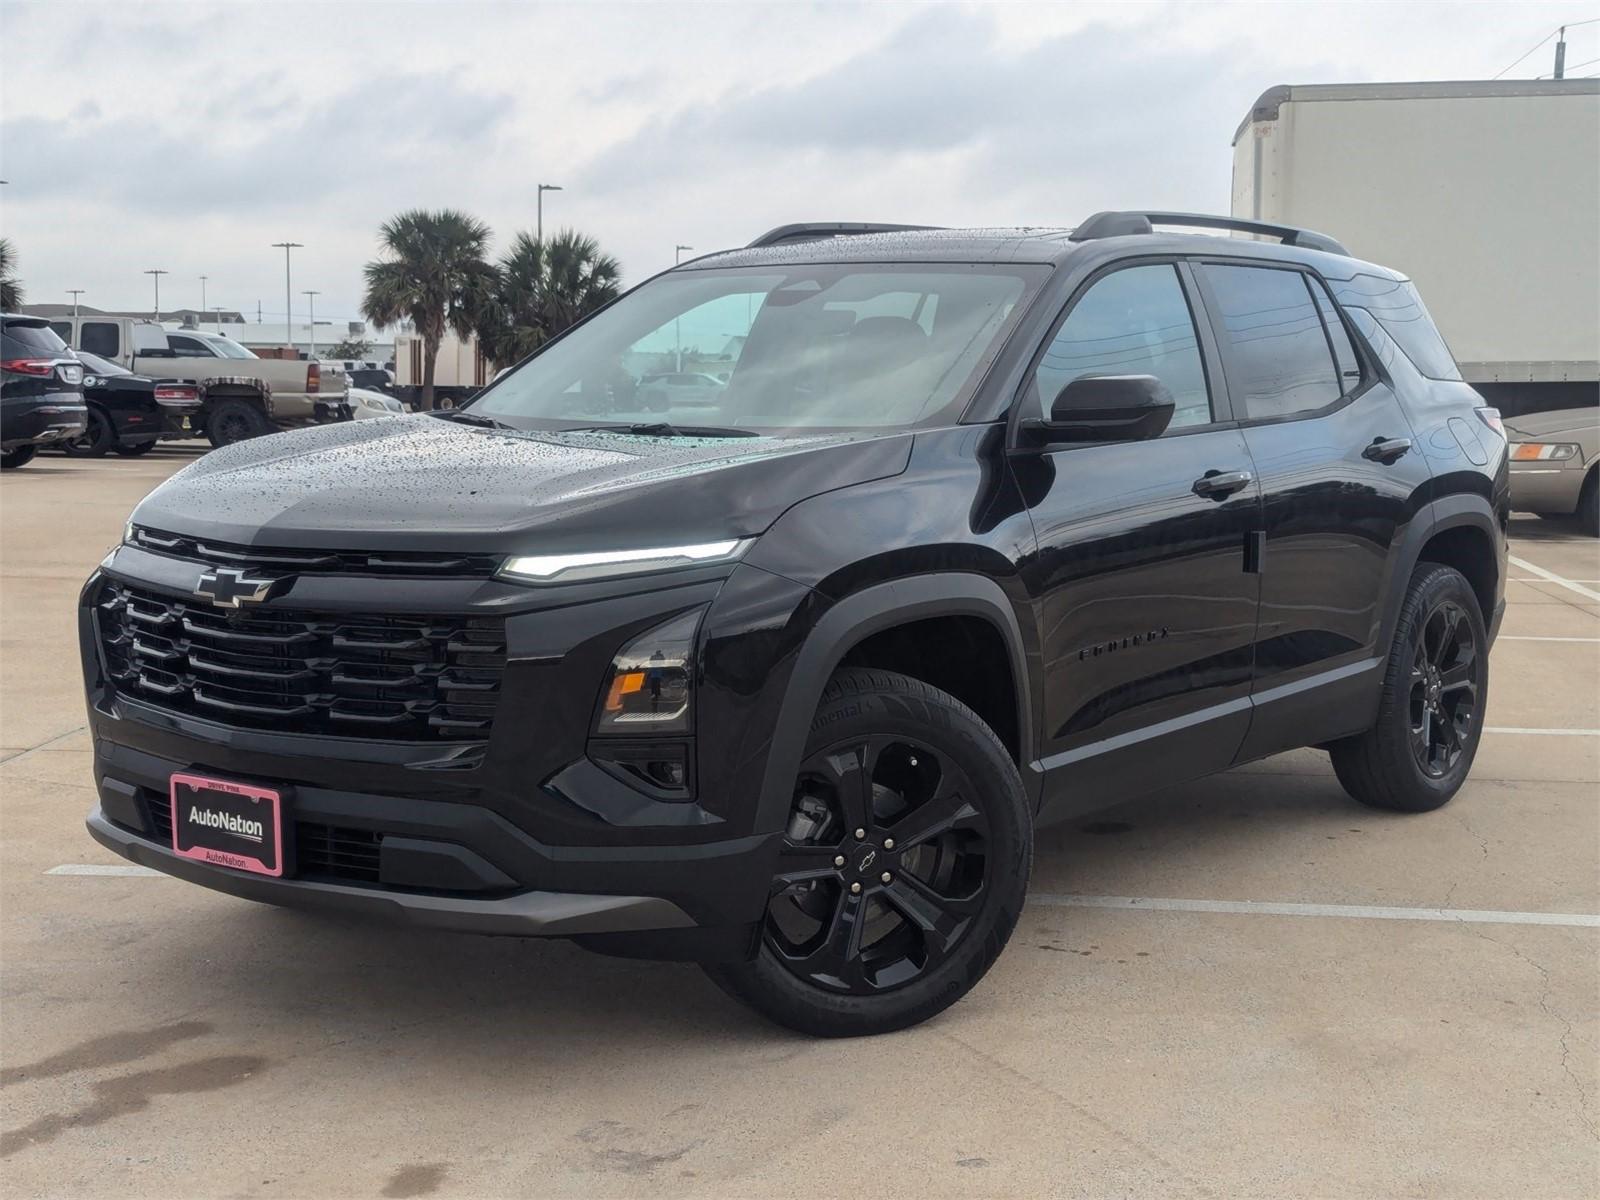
[1,0,1592,330]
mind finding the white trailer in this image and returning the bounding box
[1232,80,1599,415]
[392,331,494,409]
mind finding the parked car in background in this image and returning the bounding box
[636,371,726,412]
[346,366,395,394]
[1504,406,1600,534]
[2,314,87,469]
[46,317,350,446]
[348,386,405,419]
[62,351,203,458]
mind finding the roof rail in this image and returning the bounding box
[1069,211,1349,256]
[746,222,944,248]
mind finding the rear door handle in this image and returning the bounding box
[1192,468,1253,500]
[1362,436,1412,464]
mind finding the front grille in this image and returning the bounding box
[142,789,381,885]
[97,582,505,741]
[130,526,502,579]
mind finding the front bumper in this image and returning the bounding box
[1508,459,1589,515]
[88,808,693,937]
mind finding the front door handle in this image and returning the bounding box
[1192,468,1253,500]
[1362,436,1413,464]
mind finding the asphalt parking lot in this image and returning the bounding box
[1,449,1596,1199]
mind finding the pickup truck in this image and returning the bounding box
[45,317,350,445]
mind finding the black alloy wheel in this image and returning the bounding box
[62,407,112,457]
[1408,598,1481,778]
[766,733,990,995]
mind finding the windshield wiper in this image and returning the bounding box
[563,422,759,439]
[429,409,517,431]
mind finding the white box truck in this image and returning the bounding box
[1232,79,1599,415]
[392,331,494,409]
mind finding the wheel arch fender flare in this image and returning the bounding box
[753,573,1036,833]
[1379,494,1505,652]
[203,376,275,417]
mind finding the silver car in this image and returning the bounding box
[1504,406,1599,534]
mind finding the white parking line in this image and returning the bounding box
[1510,578,1600,584]
[1497,635,1600,642]
[45,864,166,877]
[1030,893,1600,928]
[1484,726,1600,736]
[1508,555,1600,603]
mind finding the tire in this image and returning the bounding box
[705,667,1031,1037]
[113,439,157,457]
[1,445,38,469]
[1329,564,1488,812]
[1578,471,1599,538]
[62,407,113,457]
[206,398,272,447]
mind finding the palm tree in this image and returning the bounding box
[361,210,495,410]
[473,229,621,367]
[0,239,22,310]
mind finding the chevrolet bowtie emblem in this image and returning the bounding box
[193,567,277,609]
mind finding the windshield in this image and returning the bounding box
[203,336,257,360]
[75,351,130,376]
[470,264,1040,434]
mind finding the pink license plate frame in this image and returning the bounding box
[169,772,284,878]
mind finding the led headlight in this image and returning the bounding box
[594,609,702,735]
[500,538,752,585]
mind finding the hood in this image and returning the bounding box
[1503,407,1600,441]
[131,414,912,552]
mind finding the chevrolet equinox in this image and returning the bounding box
[81,213,1508,1036]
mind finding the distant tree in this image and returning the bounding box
[472,229,621,367]
[360,210,495,410]
[325,335,373,360]
[0,239,22,310]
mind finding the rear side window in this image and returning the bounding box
[2,323,68,357]
[1034,263,1212,430]
[168,335,211,356]
[1307,279,1362,395]
[82,322,120,358]
[1201,264,1341,419]
[1330,274,1461,381]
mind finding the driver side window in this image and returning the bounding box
[1033,264,1212,430]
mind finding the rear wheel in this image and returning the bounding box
[62,407,113,457]
[206,398,272,447]
[1,445,38,469]
[1578,471,1599,537]
[1329,564,1487,812]
[705,668,1030,1037]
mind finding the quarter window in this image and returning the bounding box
[1034,264,1212,429]
[1307,279,1361,394]
[1202,264,1341,419]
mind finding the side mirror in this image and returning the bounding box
[1020,374,1176,447]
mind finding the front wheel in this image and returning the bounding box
[705,668,1031,1037]
[1329,564,1487,812]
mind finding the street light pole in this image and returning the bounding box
[144,269,168,323]
[209,306,226,331]
[67,290,85,324]
[537,183,563,244]
[271,241,302,353]
[674,245,693,371]
[199,275,207,322]
[303,291,320,358]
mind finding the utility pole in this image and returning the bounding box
[210,306,226,331]
[271,241,302,352]
[674,245,693,371]
[537,183,562,244]
[67,290,85,323]
[303,291,320,358]
[1554,26,1567,78]
[144,269,168,323]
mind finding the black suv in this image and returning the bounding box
[80,214,1507,1036]
[3,315,88,468]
